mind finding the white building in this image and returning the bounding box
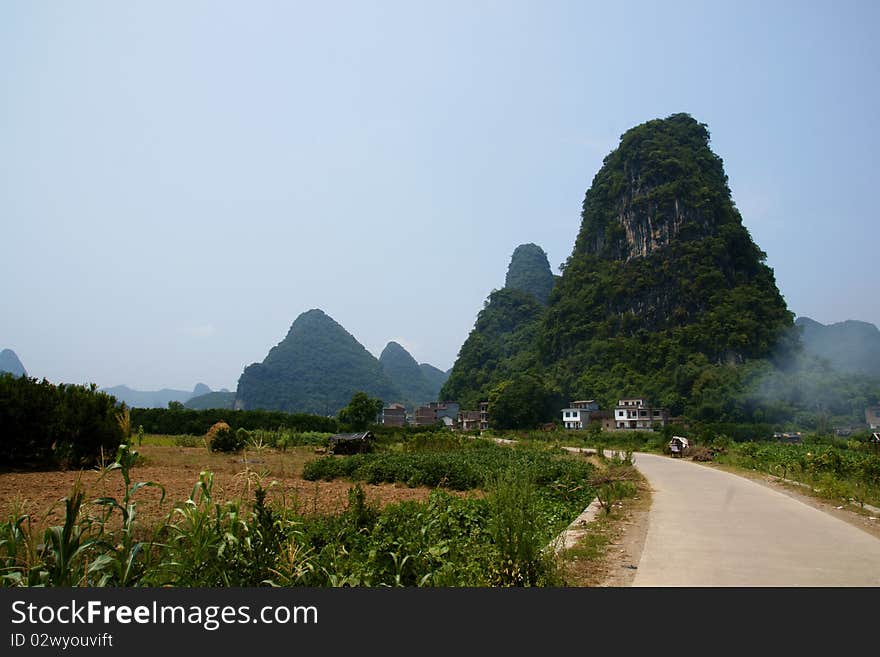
[614,398,669,430]
[561,400,599,429]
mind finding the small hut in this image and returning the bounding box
[668,436,689,457]
[328,431,375,455]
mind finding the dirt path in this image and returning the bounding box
[631,452,880,586]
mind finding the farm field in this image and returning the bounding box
[0,434,609,587]
[0,443,457,532]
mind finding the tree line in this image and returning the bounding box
[0,374,123,466]
[130,404,338,436]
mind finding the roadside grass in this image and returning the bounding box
[559,456,648,587]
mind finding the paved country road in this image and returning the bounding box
[630,452,880,586]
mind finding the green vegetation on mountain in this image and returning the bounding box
[235,309,401,415]
[0,349,27,377]
[184,390,235,410]
[445,114,809,424]
[504,243,555,305]
[440,288,544,410]
[541,113,793,419]
[419,363,450,393]
[379,341,443,406]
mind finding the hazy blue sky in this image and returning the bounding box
[2,1,878,391]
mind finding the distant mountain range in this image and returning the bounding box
[185,390,236,410]
[0,349,27,377]
[796,317,880,379]
[102,383,228,409]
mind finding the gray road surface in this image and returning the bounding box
[630,452,880,586]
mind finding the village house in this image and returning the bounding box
[866,406,880,430]
[458,410,482,431]
[613,398,669,430]
[413,406,437,427]
[561,400,598,429]
[457,402,488,431]
[381,403,407,427]
[431,401,460,424]
[412,401,460,428]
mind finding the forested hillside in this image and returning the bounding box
[235,309,401,415]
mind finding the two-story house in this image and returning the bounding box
[561,400,599,429]
[614,398,669,430]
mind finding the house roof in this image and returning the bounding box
[329,432,374,442]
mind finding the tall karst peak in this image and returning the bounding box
[0,349,27,377]
[504,243,555,305]
[575,113,738,261]
[236,309,401,415]
[445,113,794,420]
[379,341,441,406]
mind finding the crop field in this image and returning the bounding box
[0,434,599,587]
[0,443,444,532]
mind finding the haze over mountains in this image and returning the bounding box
[0,349,27,378]
[795,317,880,379]
[101,383,228,409]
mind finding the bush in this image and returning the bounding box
[206,422,246,453]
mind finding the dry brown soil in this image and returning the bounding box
[0,445,457,533]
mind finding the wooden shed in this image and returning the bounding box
[328,431,375,455]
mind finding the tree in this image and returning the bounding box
[488,374,558,430]
[338,392,383,431]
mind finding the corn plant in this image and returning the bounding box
[89,444,165,586]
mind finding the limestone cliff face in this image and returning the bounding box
[544,113,792,382]
[575,113,733,263]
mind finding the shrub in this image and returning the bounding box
[206,422,245,453]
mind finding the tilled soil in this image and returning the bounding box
[0,445,459,533]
